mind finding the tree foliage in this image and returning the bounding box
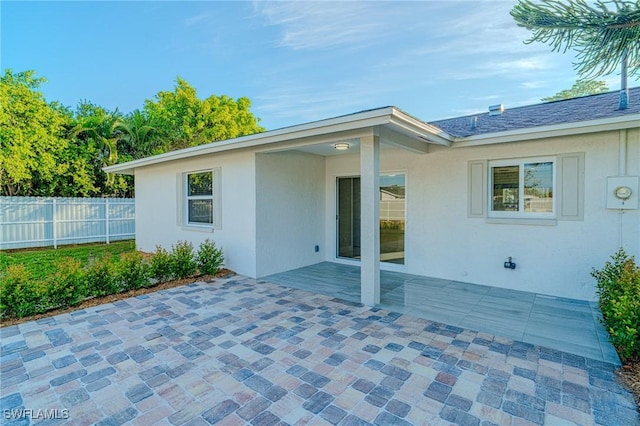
[0,70,90,196]
[118,110,163,160]
[511,0,640,79]
[72,101,124,167]
[143,77,264,151]
[541,79,609,101]
[71,101,133,197]
[0,70,264,197]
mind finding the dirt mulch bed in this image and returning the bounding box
[618,359,640,410]
[0,268,235,328]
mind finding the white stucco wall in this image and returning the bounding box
[324,129,640,300]
[134,150,257,277]
[255,152,325,277]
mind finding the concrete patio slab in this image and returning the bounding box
[266,262,620,365]
[1,275,637,425]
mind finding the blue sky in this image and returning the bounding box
[1,1,627,130]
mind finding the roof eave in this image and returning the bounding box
[450,114,640,147]
[104,107,453,174]
[388,110,453,146]
[104,107,399,174]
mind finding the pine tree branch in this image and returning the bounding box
[511,0,640,79]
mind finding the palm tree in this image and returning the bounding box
[71,102,128,188]
[119,110,165,159]
[72,102,127,166]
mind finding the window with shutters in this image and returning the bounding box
[489,157,555,219]
[468,153,584,224]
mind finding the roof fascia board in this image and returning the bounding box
[452,114,640,147]
[388,110,453,146]
[104,109,396,174]
[252,128,374,153]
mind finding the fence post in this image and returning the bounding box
[52,198,57,249]
[105,198,110,244]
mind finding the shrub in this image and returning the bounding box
[592,248,640,361]
[0,265,47,318]
[116,251,150,291]
[85,254,118,297]
[150,245,174,284]
[16,281,48,318]
[0,265,27,318]
[170,241,197,279]
[46,258,87,310]
[196,239,224,276]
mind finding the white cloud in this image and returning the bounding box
[409,1,544,57]
[255,81,381,124]
[480,56,552,72]
[470,94,502,101]
[184,12,211,27]
[252,1,394,51]
[247,0,585,127]
[520,80,547,89]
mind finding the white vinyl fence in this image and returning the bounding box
[0,197,135,250]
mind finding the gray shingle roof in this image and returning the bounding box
[431,87,640,138]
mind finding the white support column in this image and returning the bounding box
[360,133,380,306]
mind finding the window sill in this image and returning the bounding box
[181,225,215,233]
[486,217,557,226]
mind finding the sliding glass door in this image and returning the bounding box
[336,174,405,264]
[337,177,361,259]
[379,174,406,264]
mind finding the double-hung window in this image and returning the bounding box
[489,157,555,218]
[184,169,220,228]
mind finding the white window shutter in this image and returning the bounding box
[468,160,487,217]
[557,152,585,221]
[176,173,183,226]
[213,167,222,229]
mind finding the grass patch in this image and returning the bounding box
[0,240,136,280]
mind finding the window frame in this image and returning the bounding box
[182,168,221,229]
[488,156,556,219]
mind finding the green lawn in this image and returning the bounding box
[0,240,136,280]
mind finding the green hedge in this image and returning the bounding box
[0,240,224,320]
[592,248,640,362]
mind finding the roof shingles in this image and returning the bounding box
[430,87,640,138]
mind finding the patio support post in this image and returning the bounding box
[360,133,380,305]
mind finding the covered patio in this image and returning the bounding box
[264,262,619,365]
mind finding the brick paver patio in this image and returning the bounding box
[1,276,638,425]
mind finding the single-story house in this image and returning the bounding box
[105,89,640,304]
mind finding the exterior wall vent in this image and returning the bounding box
[488,104,504,116]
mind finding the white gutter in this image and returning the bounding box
[450,114,640,147]
[388,113,453,146]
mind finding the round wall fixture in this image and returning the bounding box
[614,186,632,200]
